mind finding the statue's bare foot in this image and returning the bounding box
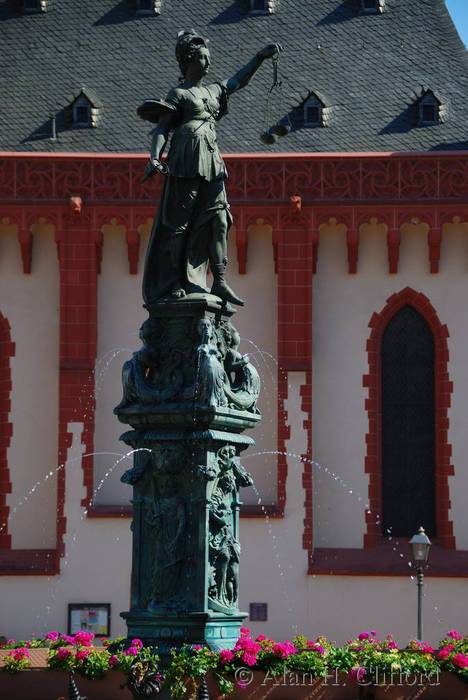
[171,284,186,299]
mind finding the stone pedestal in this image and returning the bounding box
[115,297,261,652]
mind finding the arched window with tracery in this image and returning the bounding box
[0,312,14,549]
[381,305,435,537]
[364,289,455,549]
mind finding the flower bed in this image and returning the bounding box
[0,628,467,699]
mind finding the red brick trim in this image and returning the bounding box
[55,208,98,560]
[310,543,468,577]
[301,371,313,568]
[363,287,455,549]
[276,368,289,518]
[0,313,14,549]
[277,211,314,546]
[0,549,59,576]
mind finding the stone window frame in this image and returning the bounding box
[249,0,273,15]
[360,0,386,14]
[135,0,162,15]
[418,92,441,126]
[22,0,46,13]
[303,94,324,128]
[73,96,92,128]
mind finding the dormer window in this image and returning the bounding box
[418,91,441,126]
[73,96,92,127]
[63,88,102,130]
[304,94,325,127]
[22,0,47,12]
[136,0,161,14]
[360,0,385,14]
[249,0,273,14]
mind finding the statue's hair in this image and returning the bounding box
[175,30,209,79]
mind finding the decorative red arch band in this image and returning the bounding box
[363,287,455,550]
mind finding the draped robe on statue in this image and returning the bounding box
[142,82,233,306]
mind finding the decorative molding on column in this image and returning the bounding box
[95,229,104,275]
[235,221,248,275]
[17,228,33,274]
[126,230,141,275]
[346,222,359,274]
[363,288,455,550]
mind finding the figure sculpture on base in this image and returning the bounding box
[138,31,282,307]
[116,29,272,657]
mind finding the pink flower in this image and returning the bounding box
[124,646,139,656]
[447,629,464,642]
[9,647,30,661]
[349,666,366,683]
[108,654,119,668]
[240,627,250,637]
[220,649,234,663]
[75,649,90,662]
[255,634,268,642]
[234,635,261,665]
[387,640,398,650]
[73,631,95,647]
[60,635,75,645]
[273,641,297,659]
[453,653,468,669]
[419,642,434,654]
[6,639,15,645]
[192,645,203,651]
[57,647,72,661]
[130,638,143,650]
[307,642,325,655]
[242,652,257,666]
[437,647,453,660]
[358,632,370,641]
[46,631,60,641]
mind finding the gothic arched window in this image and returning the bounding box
[381,305,436,537]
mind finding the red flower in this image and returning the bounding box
[447,629,464,642]
[452,653,468,669]
[57,647,72,661]
[73,631,95,647]
[75,649,90,662]
[220,650,234,663]
[9,647,30,661]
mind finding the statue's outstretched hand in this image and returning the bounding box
[142,157,169,183]
[257,43,283,60]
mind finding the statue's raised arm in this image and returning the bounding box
[223,43,283,95]
[137,31,282,308]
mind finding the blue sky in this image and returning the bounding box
[446,0,468,46]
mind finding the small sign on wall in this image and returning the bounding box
[68,603,111,637]
[249,602,268,621]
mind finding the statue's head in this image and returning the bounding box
[176,30,210,80]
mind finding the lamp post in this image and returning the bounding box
[409,526,432,641]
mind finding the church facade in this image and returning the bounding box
[1,0,468,643]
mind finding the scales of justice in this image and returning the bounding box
[114,30,285,654]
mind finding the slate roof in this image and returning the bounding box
[1,0,468,153]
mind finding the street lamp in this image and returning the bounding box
[409,526,432,641]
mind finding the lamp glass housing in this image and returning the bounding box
[409,527,432,567]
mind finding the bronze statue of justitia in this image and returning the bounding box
[138,31,282,307]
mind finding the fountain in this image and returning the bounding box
[113,32,281,656]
